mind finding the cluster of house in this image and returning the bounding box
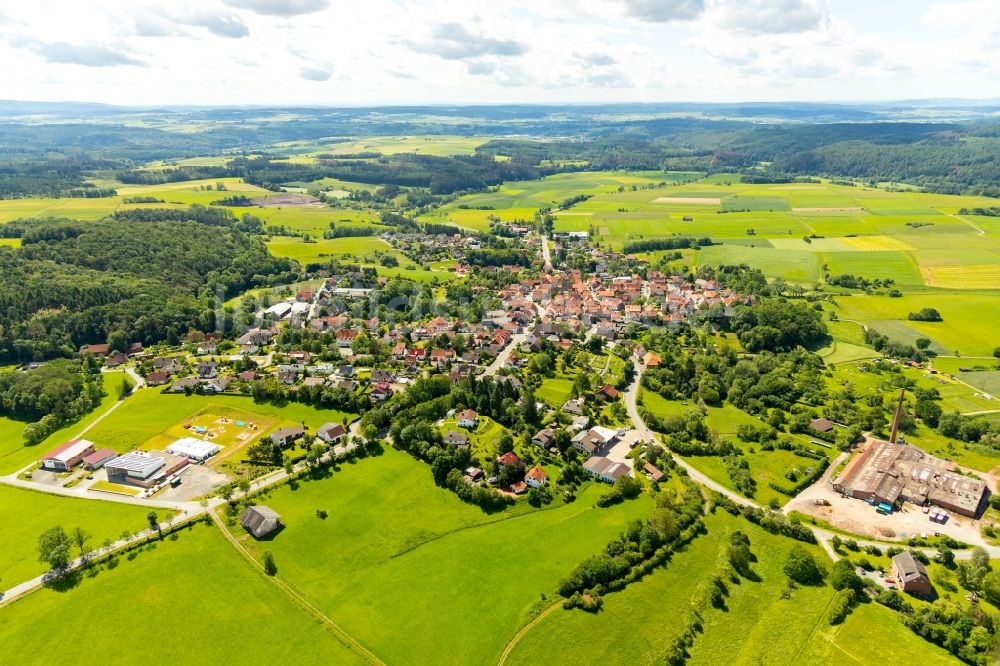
[490,269,748,342]
[80,342,145,368]
[462,448,550,495]
[531,422,637,484]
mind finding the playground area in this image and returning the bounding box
[140,407,281,469]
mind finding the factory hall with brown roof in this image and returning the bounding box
[833,437,989,518]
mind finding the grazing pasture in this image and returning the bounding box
[225,447,652,665]
[0,522,364,665]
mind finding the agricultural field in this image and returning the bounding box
[0,485,156,585]
[0,522,365,665]
[223,447,652,665]
[830,293,1000,357]
[266,235,403,264]
[269,135,493,158]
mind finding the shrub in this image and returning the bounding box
[783,545,825,585]
[262,550,277,576]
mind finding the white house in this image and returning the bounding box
[457,409,479,429]
[525,467,548,488]
[165,437,222,462]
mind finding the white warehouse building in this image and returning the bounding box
[166,437,222,462]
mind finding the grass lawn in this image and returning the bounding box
[0,522,365,665]
[537,378,574,407]
[0,484,155,585]
[83,389,355,455]
[224,447,652,665]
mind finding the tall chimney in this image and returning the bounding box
[889,388,905,443]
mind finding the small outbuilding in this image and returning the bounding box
[809,417,835,433]
[241,505,283,539]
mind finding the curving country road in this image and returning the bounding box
[622,363,998,561]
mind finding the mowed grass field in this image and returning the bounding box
[0,485,155,585]
[225,447,652,665]
[0,522,365,665]
[82,388,355,456]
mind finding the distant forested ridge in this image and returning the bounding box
[0,216,294,362]
[0,106,996,198]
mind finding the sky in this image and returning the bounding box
[0,0,996,106]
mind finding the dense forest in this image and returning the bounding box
[0,216,294,362]
[0,103,996,198]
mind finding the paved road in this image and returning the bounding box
[624,364,754,508]
[0,511,204,607]
[540,234,552,271]
[619,364,1000,561]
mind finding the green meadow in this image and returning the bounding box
[0,522,365,665]
[508,509,951,665]
[0,484,155,585]
[81,388,356,456]
[225,447,652,665]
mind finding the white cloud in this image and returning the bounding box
[708,0,829,36]
[620,0,705,22]
[408,23,528,60]
[9,37,143,67]
[224,0,329,16]
[0,0,992,105]
[300,65,332,81]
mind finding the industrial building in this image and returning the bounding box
[833,437,988,517]
[39,439,96,472]
[165,437,222,462]
[832,390,989,518]
[105,450,188,488]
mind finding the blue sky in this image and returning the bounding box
[0,0,996,105]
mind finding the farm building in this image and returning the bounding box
[583,456,631,483]
[891,552,933,595]
[241,505,283,539]
[165,437,222,462]
[833,437,989,518]
[39,439,96,472]
[82,448,118,471]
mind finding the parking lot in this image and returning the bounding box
[787,475,987,547]
[602,429,644,471]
